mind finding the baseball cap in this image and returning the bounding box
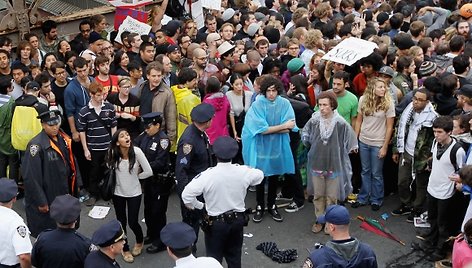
[317,205,350,225]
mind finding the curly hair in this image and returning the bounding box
[360,77,392,116]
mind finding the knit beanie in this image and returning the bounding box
[419,61,437,77]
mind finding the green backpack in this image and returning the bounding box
[0,97,16,155]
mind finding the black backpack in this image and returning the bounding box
[450,139,470,172]
[166,0,189,20]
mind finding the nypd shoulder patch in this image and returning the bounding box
[17,225,27,238]
[29,144,39,157]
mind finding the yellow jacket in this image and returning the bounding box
[171,85,201,151]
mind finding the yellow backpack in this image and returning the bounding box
[11,106,42,151]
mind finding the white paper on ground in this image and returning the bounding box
[88,206,111,219]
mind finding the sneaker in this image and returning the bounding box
[85,197,96,207]
[351,201,366,208]
[347,193,357,201]
[285,202,304,213]
[407,210,421,223]
[391,204,411,216]
[268,205,283,222]
[253,205,264,223]
[371,204,381,211]
[248,186,256,192]
[275,192,293,202]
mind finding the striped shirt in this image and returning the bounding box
[77,101,117,151]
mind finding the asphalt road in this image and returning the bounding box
[14,191,437,268]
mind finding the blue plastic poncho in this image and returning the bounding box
[242,95,298,176]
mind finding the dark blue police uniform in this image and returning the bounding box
[175,103,215,249]
[84,220,125,268]
[31,194,90,268]
[134,112,173,253]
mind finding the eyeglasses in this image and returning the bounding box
[412,96,427,102]
[55,70,66,76]
[81,29,91,33]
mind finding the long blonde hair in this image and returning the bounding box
[360,77,392,116]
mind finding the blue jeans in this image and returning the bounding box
[358,141,384,205]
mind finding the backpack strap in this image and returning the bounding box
[450,141,463,172]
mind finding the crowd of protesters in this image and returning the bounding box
[5,0,472,266]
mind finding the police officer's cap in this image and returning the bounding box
[92,220,126,247]
[213,136,239,160]
[0,178,18,202]
[50,194,81,224]
[190,103,215,123]
[37,110,61,125]
[141,112,163,125]
[160,222,196,249]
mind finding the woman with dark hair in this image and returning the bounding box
[13,40,37,68]
[40,52,58,80]
[106,128,152,263]
[262,57,282,78]
[352,52,383,96]
[307,61,329,108]
[203,76,231,144]
[111,50,130,76]
[288,74,309,103]
[57,40,71,63]
[64,51,78,77]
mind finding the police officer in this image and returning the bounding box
[134,112,173,254]
[175,103,215,249]
[84,220,125,268]
[161,222,222,268]
[182,137,264,268]
[0,178,32,268]
[31,194,91,268]
[21,110,82,237]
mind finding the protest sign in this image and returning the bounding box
[322,37,378,66]
[115,16,152,44]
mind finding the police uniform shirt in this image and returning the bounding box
[181,162,264,216]
[134,130,170,174]
[84,250,121,268]
[175,254,223,268]
[0,206,32,266]
[31,228,91,268]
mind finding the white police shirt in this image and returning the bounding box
[175,254,223,268]
[182,162,264,216]
[0,206,32,266]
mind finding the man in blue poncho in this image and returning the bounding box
[242,75,298,223]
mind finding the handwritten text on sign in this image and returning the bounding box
[322,37,378,66]
[115,16,152,44]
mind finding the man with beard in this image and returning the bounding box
[0,49,11,78]
[193,48,219,96]
[167,45,181,73]
[22,110,82,237]
[70,20,92,55]
[39,20,61,54]
[457,20,470,41]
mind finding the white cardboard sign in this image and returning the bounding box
[322,37,378,66]
[115,16,152,44]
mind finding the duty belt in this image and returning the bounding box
[0,264,20,268]
[209,211,245,222]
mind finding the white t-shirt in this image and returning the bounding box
[0,206,32,266]
[114,147,153,197]
[428,139,465,199]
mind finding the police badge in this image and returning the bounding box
[17,226,27,238]
[29,144,39,157]
[182,144,192,155]
[160,139,169,150]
